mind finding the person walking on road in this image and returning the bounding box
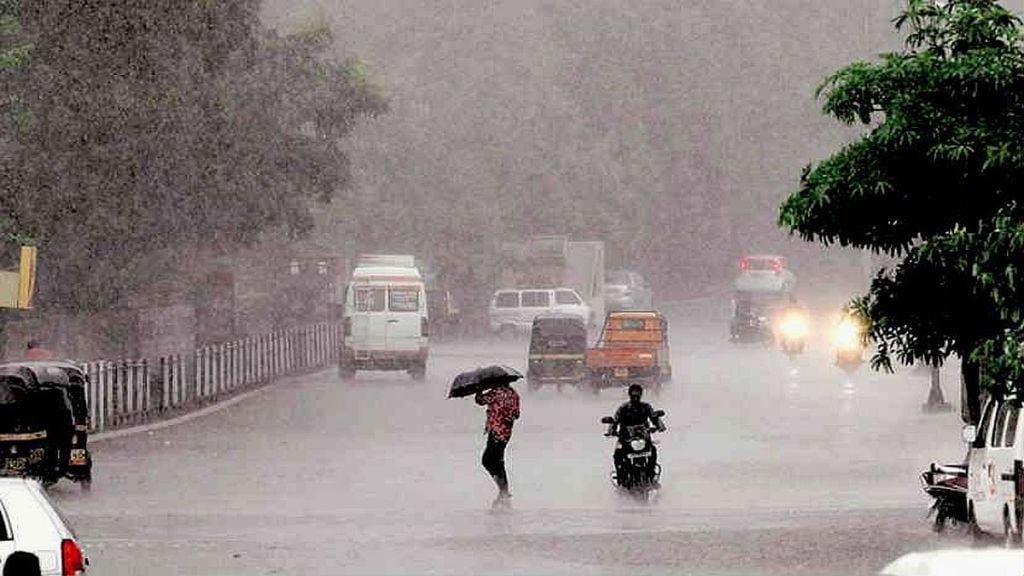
[475,381,520,505]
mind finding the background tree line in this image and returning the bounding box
[0,0,385,315]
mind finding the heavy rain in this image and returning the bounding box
[0,1,1023,575]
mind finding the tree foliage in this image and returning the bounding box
[0,1,385,311]
[779,0,1024,410]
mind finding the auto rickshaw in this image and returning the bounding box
[729,290,781,344]
[0,362,91,490]
[527,314,588,392]
[0,366,75,487]
[0,375,51,481]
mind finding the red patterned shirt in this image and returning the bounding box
[476,386,520,442]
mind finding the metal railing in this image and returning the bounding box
[82,323,341,432]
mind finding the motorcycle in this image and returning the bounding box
[776,308,809,358]
[601,409,666,501]
[920,461,969,533]
[832,315,865,372]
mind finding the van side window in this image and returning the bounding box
[521,291,550,307]
[1003,403,1019,448]
[976,401,997,448]
[992,402,1011,448]
[355,288,386,312]
[389,288,420,312]
[555,290,581,305]
[495,292,519,308]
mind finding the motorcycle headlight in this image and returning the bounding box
[832,318,862,351]
[630,439,646,451]
[778,312,809,339]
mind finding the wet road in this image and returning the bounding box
[53,300,969,575]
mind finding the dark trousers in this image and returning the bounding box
[482,433,509,494]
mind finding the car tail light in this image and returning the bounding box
[738,258,748,272]
[771,259,783,273]
[421,317,429,337]
[62,539,85,575]
[343,317,351,337]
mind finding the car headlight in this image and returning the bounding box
[630,439,646,451]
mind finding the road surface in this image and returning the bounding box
[53,300,970,575]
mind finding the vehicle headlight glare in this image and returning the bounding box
[779,313,809,339]
[630,439,646,451]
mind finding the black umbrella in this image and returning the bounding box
[448,365,523,398]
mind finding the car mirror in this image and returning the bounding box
[653,410,665,418]
[961,425,977,445]
[600,416,615,424]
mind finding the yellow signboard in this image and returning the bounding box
[0,246,36,310]
[18,246,35,309]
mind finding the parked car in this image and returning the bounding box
[733,254,797,294]
[963,394,1022,545]
[488,288,590,336]
[604,269,653,311]
[0,477,87,575]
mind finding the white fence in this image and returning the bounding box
[82,323,341,432]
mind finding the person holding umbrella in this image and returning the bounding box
[449,365,522,506]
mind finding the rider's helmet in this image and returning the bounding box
[628,383,643,401]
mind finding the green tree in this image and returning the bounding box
[0,1,385,312]
[779,0,1024,422]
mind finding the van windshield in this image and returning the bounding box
[355,288,386,312]
[389,288,420,312]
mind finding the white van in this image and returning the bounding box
[340,256,428,380]
[488,288,591,336]
[964,395,1022,544]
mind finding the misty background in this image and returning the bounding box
[264,0,904,300]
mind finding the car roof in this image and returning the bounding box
[493,287,577,293]
[533,313,585,322]
[351,266,422,279]
[608,310,661,318]
[0,478,74,542]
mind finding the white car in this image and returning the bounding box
[963,394,1022,544]
[0,478,87,575]
[488,288,590,335]
[881,548,1024,576]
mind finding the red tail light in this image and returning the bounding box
[62,539,85,575]
[343,317,351,337]
[738,258,748,272]
[772,259,783,273]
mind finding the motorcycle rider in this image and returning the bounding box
[607,383,664,486]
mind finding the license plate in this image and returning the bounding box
[69,449,87,467]
[613,368,629,378]
[628,452,652,460]
[5,457,26,471]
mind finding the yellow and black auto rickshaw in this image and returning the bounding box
[527,314,588,392]
[0,362,92,490]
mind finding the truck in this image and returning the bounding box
[586,311,672,395]
[497,235,605,328]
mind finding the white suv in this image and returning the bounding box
[0,478,87,575]
[488,288,591,335]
